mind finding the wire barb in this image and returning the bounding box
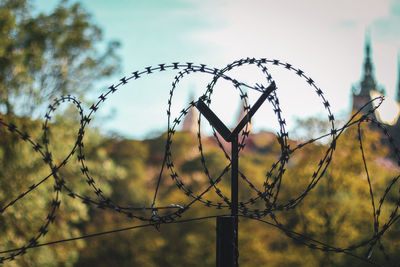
[0,58,398,266]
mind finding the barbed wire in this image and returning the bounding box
[0,58,399,265]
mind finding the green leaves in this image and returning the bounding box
[0,0,120,115]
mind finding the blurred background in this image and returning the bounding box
[0,0,399,266]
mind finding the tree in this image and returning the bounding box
[73,120,400,266]
[0,0,120,115]
[0,0,121,265]
[0,116,124,266]
[242,117,399,266]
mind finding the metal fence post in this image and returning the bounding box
[196,82,276,267]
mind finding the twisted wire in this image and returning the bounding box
[0,58,399,265]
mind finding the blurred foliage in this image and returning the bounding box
[0,0,120,115]
[0,0,121,265]
[0,114,123,266]
[74,122,400,267]
[0,1,399,266]
[4,119,399,266]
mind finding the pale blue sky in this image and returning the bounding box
[37,0,400,139]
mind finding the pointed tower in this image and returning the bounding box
[236,99,252,134]
[181,91,199,133]
[359,35,377,94]
[352,34,379,114]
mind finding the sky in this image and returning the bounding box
[37,0,400,139]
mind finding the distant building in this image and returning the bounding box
[351,36,385,116]
[236,98,252,134]
[181,94,252,134]
[351,35,400,149]
[181,92,199,133]
[180,90,276,153]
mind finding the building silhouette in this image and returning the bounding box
[181,92,200,133]
[181,38,400,153]
[351,35,400,150]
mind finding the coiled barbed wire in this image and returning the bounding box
[0,58,399,266]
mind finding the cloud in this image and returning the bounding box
[188,0,392,60]
[372,0,400,45]
[183,0,398,130]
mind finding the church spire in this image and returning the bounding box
[235,95,252,134]
[181,91,199,133]
[359,33,377,95]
